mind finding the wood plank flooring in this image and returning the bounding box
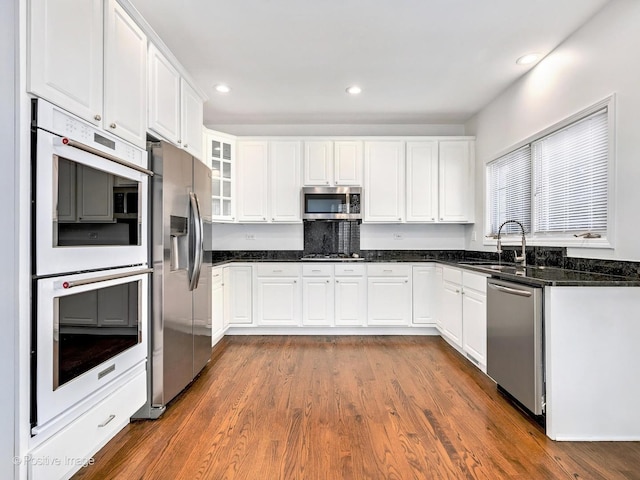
[72,336,640,480]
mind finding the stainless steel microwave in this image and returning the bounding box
[302,186,362,220]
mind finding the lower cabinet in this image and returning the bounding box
[412,264,437,325]
[367,264,411,326]
[224,265,252,325]
[334,265,367,326]
[254,263,301,326]
[211,267,225,342]
[302,277,334,326]
[440,266,488,370]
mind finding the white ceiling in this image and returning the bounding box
[128,0,611,128]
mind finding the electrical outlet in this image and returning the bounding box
[393,233,403,240]
[245,233,255,240]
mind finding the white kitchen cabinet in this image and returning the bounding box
[366,264,411,326]
[28,0,104,127]
[412,264,437,325]
[441,273,463,346]
[211,267,225,342]
[334,264,367,326]
[270,141,302,222]
[334,141,363,185]
[461,271,487,368]
[147,43,181,145]
[406,141,438,223]
[103,0,147,147]
[302,277,334,326]
[363,141,405,222]
[434,265,444,330]
[224,265,253,325]
[438,140,474,222]
[303,140,362,186]
[236,140,301,223]
[237,141,269,222]
[254,264,301,326]
[180,78,204,160]
[207,130,235,221]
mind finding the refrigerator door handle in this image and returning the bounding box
[188,191,204,291]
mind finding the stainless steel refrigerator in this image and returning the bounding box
[134,141,212,419]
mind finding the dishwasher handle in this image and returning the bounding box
[489,283,533,297]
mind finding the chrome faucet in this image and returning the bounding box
[496,220,527,267]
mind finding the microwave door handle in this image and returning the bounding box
[188,192,204,291]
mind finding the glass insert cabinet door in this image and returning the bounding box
[209,136,234,221]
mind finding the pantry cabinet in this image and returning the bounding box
[363,141,405,222]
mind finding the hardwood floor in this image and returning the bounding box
[73,336,640,480]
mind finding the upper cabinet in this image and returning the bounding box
[28,0,147,148]
[206,130,236,222]
[148,46,204,161]
[406,141,439,222]
[103,0,147,147]
[303,140,362,186]
[363,141,405,222]
[236,140,302,223]
[438,140,474,222]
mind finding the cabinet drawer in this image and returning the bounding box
[443,266,462,284]
[462,270,488,293]
[334,264,366,276]
[367,264,411,277]
[302,264,334,276]
[29,369,146,480]
[255,263,300,277]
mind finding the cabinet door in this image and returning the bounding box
[439,140,473,222]
[441,280,463,347]
[237,141,269,222]
[255,278,300,326]
[77,165,113,221]
[28,0,103,126]
[211,269,225,341]
[224,266,253,325]
[334,276,367,326]
[364,141,405,222]
[334,141,363,186]
[270,141,302,222]
[97,284,129,326]
[302,277,334,326]
[103,0,147,148]
[367,277,411,325]
[434,266,444,330]
[406,141,438,222]
[209,135,235,221]
[462,288,487,367]
[181,79,204,160]
[304,141,333,186]
[412,265,436,325]
[148,43,181,144]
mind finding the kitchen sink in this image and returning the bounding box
[460,262,526,275]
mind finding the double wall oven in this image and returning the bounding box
[30,99,151,436]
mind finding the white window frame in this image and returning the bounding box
[484,95,615,249]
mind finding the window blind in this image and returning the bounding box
[487,145,531,235]
[533,108,608,234]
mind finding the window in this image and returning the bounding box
[485,99,611,245]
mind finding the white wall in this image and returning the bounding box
[465,0,640,261]
[206,123,465,137]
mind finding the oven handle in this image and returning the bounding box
[61,268,153,289]
[54,137,154,176]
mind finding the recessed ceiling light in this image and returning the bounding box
[214,84,231,93]
[516,53,541,66]
[346,85,362,95]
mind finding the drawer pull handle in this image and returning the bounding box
[98,414,116,428]
[383,270,392,273]
[273,270,283,273]
[344,269,354,272]
[312,269,321,272]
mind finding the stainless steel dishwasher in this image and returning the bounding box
[487,278,544,416]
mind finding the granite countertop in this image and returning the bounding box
[206,252,640,287]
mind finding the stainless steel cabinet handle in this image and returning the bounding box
[98,414,116,428]
[94,114,101,121]
[489,283,533,297]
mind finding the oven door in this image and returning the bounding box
[32,266,150,433]
[34,128,149,276]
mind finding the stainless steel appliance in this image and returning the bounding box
[487,278,544,416]
[134,141,212,419]
[30,99,151,436]
[302,186,362,220]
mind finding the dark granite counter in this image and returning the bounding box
[206,249,640,287]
